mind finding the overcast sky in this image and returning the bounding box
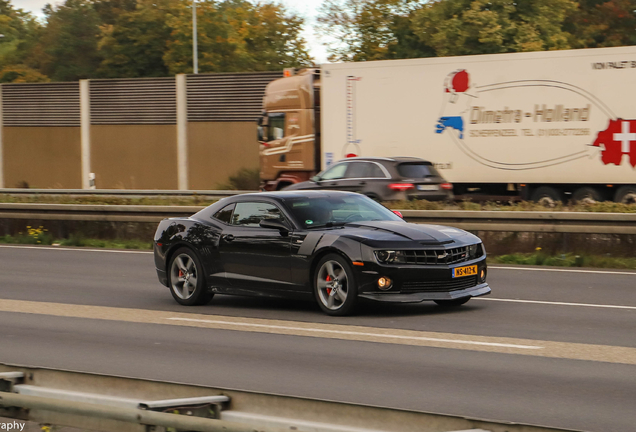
[15,0,329,63]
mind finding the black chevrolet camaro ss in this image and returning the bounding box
[154,191,490,315]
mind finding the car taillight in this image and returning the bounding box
[388,183,414,191]
[441,182,453,190]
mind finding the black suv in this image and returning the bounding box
[283,157,453,201]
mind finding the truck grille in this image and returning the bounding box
[401,276,478,293]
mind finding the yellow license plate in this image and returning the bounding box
[452,265,478,278]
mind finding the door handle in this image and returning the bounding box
[222,234,235,242]
[358,181,366,185]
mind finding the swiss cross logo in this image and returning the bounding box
[592,119,636,167]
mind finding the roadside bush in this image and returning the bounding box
[216,168,260,190]
[0,226,54,245]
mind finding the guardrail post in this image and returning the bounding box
[176,74,189,191]
[0,84,4,189]
[80,80,91,190]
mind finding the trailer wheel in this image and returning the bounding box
[572,187,604,204]
[276,182,292,191]
[615,186,636,204]
[531,187,562,207]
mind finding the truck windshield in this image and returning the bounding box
[397,163,439,178]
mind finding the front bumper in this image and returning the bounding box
[359,282,490,303]
[354,256,488,303]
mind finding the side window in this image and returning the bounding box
[320,163,348,180]
[368,163,386,178]
[344,162,386,179]
[268,113,285,141]
[347,162,384,178]
[213,204,235,224]
[232,202,284,227]
[344,162,367,178]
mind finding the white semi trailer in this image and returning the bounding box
[260,46,636,203]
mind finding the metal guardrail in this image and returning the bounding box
[0,203,635,234]
[0,365,579,432]
[400,210,636,234]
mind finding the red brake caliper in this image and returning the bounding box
[326,275,332,295]
[179,269,184,278]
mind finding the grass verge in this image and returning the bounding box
[1,232,633,269]
[386,199,636,213]
[0,194,218,207]
[0,231,152,250]
[491,252,636,270]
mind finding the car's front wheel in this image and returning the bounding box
[314,254,358,316]
[168,247,213,306]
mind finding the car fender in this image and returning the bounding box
[309,235,363,283]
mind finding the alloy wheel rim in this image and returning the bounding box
[317,260,348,310]
[170,254,198,300]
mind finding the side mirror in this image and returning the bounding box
[259,218,289,234]
[311,175,321,182]
[392,210,403,218]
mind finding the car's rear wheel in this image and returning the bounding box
[314,254,358,316]
[168,247,213,306]
[434,297,470,307]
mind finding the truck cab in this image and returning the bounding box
[259,69,321,191]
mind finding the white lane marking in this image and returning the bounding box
[0,245,152,254]
[489,266,636,276]
[477,297,636,310]
[166,317,543,350]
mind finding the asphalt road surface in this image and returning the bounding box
[0,244,635,432]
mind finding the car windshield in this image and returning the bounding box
[397,163,439,178]
[283,194,403,229]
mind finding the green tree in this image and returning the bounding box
[0,65,50,83]
[413,0,578,57]
[0,0,41,71]
[92,0,138,25]
[97,0,176,77]
[26,0,102,81]
[565,0,636,48]
[316,0,431,62]
[164,0,312,74]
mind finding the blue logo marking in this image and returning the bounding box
[436,116,464,139]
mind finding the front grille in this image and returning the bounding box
[400,246,471,265]
[401,276,478,293]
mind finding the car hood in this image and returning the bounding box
[334,221,478,246]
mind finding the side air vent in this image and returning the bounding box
[90,78,176,125]
[2,82,80,127]
[186,72,282,122]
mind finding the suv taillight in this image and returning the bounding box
[388,183,414,191]
[441,182,453,190]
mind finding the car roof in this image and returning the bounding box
[338,156,432,164]
[231,190,362,201]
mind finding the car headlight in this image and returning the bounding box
[375,250,397,263]
[468,243,483,259]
